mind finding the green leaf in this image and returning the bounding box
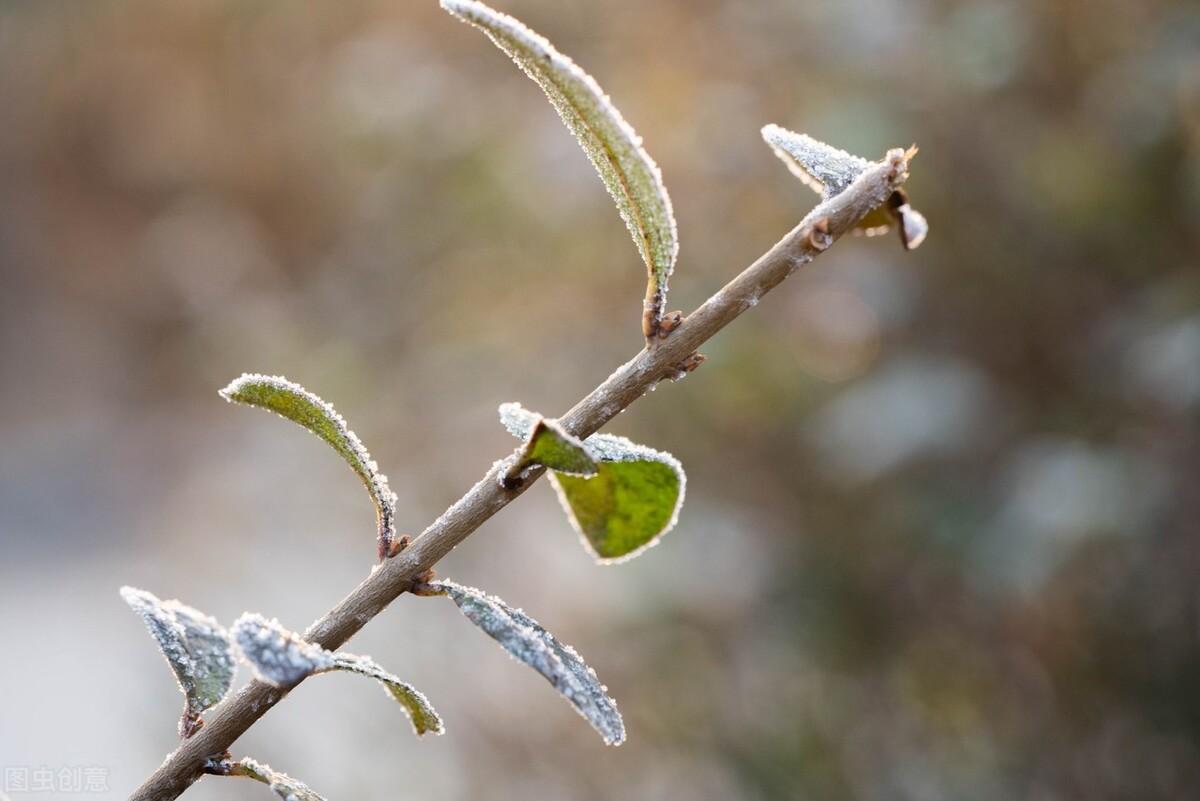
[442,0,678,337]
[761,124,928,250]
[221,757,328,801]
[120,587,236,737]
[330,654,444,736]
[219,374,399,559]
[432,580,625,745]
[231,614,443,737]
[498,402,686,562]
[509,418,597,481]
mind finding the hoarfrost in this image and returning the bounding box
[224,757,328,801]
[761,124,871,199]
[433,580,625,745]
[120,586,236,736]
[231,613,334,686]
[219,374,399,559]
[330,653,444,736]
[441,0,678,331]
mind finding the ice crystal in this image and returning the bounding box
[441,0,678,332]
[120,586,236,736]
[231,613,334,686]
[497,402,686,562]
[433,580,625,745]
[219,374,399,559]
[760,124,871,198]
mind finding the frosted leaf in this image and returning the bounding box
[231,613,334,686]
[511,418,597,479]
[432,580,625,745]
[761,125,928,250]
[220,374,398,559]
[222,757,328,801]
[498,403,686,562]
[120,587,236,737]
[442,0,678,337]
[231,615,441,736]
[330,654,444,736]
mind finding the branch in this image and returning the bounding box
[128,149,911,801]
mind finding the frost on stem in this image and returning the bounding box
[761,124,928,250]
[219,374,399,560]
[498,402,686,562]
[230,614,443,737]
[441,0,678,339]
[430,580,625,745]
[214,756,328,801]
[119,587,236,738]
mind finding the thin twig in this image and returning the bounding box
[128,150,911,801]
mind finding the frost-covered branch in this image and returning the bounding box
[129,147,914,801]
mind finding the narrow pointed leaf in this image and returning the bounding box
[762,125,928,249]
[442,0,678,336]
[432,580,625,745]
[219,374,398,559]
[120,587,236,737]
[498,403,686,562]
[331,654,444,736]
[223,757,328,801]
[231,614,442,736]
[514,418,597,476]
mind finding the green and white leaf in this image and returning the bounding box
[223,757,328,801]
[231,614,442,736]
[330,653,444,736]
[120,586,236,736]
[499,402,686,562]
[432,579,624,745]
[219,374,398,558]
[509,417,597,479]
[441,0,678,331]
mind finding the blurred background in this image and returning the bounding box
[1,0,1198,799]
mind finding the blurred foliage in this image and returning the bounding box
[0,1,1198,800]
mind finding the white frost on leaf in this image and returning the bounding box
[225,757,328,801]
[120,587,236,736]
[432,580,625,745]
[497,402,686,562]
[219,373,399,559]
[230,614,442,736]
[231,613,334,686]
[330,653,445,736]
[761,124,872,199]
[441,0,678,332]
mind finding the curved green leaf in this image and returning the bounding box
[231,614,442,736]
[219,374,398,559]
[498,402,685,562]
[442,0,678,336]
[120,587,236,737]
[432,580,624,745]
[331,654,444,736]
[506,417,596,484]
[221,757,328,801]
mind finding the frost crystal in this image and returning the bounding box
[497,403,686,562]
[120,587,236,736]
[219,374,399,559]
[760,124,871,198]
[434,580,625,745]
[441,0,678,333]
[231,613,334,686]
